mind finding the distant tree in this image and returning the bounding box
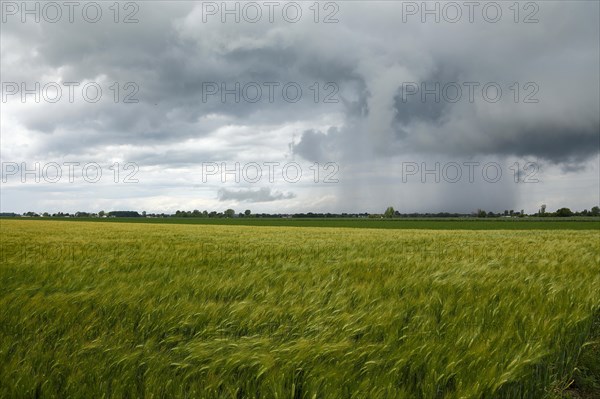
[142,211,147,217]
[244,209,251,217]
[477,209,487,218]
[107,211,141,218]
[591,206,600,216]
[384,207,395,218]
[224,209,235,218]
[540,204,546,216]
[99,210,106,217]
[555,208,573,217]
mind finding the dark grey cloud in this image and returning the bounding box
[293,127,341,163]
[484,125,599,164]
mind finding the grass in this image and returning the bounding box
[0,219,599,398]
[561,312,600,398]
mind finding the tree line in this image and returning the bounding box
[4,205,599,219]
[383,206,599,219]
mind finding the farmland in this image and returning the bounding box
[0,219,599,398]
[6,216,600,230]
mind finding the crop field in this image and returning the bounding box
[10,216,600,231]
[0,219,599,398]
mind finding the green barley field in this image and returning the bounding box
[1,220,599,398]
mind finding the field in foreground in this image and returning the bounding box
[0,220,599,398]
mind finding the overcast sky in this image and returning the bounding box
[1,1,598,214]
